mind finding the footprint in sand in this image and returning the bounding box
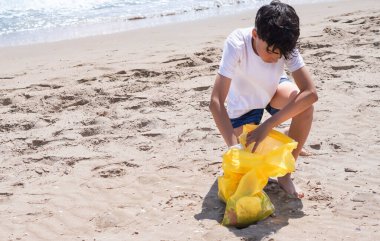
[331,65,357,71]
[192,86,211,92]
[136,119,151,128]
[177,128,210,143]
[126,104,142,110]
[312,50,336,57]
[80,127,100,137]
[324,25,348,36]
[365,84,379,89]
[1,97,12,106]
[92,161,139,178]
[98,168,126,178]
[157,165,179,172]
[138,144,153,151]
[198,161,221,176]
[0,76,14,80]
[95,66,114,71]
[176,58,200,68]
[209,64,219,71]
[141,132,163,138]
[194,48,221,64]
[162,70,180,80]
[163,53,210,68]
[348,55,363,59]
[93,212,119,230]
[132,119,154,133]
[327,142,352,153]
[199,56,213,63]
[164,192,202,211]
[309,143,321,150]
[80,118,97,126]
[199,101,210,108]
[162,56,191,64]
[124,81,150,93]
[108,95,133,104]
[301,41,333,50]
[115,70,126,75]
[305,181,333,203]
[357,101,379,114]
[0,192,13,202]
[130,69,161,78]
[0,120,35,132]
[60,95,76,101]
[151,100,174,109]
[28,84,63,90]
[195,47,221,57]
[77,77,96,84]
[63,99,90,109]
[29,139,49,148]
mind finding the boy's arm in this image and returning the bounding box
[209,73,238,147]
[267,66,318,126]
[247,66,318,150]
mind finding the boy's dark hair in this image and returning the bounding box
[255,0,300,59]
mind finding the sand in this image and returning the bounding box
[0,0,379,240]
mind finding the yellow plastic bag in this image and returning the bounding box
[218,124,298,227]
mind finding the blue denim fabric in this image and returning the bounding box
[229,77,291,129]
[230,109,264,128]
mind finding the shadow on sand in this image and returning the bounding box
[194,179,304,240]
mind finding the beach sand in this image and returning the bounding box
[1,0,379,240]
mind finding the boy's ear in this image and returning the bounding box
[252,29,258,39]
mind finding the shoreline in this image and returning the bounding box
[0,0,340,48]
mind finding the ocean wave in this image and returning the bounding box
[0,0,336,46]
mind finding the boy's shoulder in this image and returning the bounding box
[228,27,252,40]
[226,27,252,48]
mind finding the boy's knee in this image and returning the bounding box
[289,89,299,100]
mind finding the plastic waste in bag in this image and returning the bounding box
[218,124,298,227]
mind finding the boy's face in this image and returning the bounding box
[252,29,281,63]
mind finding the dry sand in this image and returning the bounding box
[0,0,379,240]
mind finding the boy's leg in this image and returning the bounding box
[269,81,313,159]
[269,80,314,198]
[233,126,243,138]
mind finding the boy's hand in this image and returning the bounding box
[228,143,243,150]
[246,123,272,153]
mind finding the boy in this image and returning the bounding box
[209,0,318,198]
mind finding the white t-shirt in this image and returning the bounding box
[218,27,305,119]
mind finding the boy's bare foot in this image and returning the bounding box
[299,148,313,156]
[277,174,304,199]
[284,129,312,157]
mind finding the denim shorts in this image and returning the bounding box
[229,77,291,129]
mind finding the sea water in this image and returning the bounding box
[0,0,336,47]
